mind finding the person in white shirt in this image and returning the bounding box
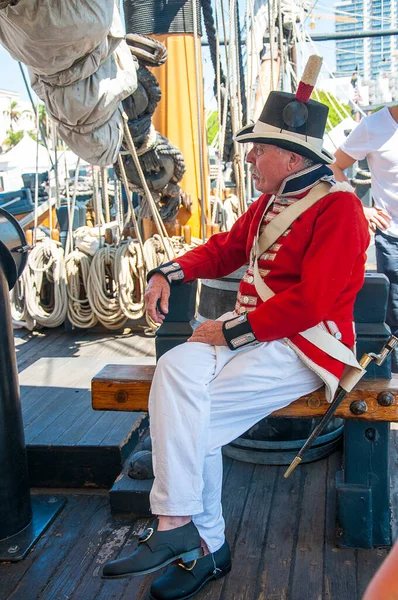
[332,106,398,371]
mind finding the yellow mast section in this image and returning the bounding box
[150,33,210,239]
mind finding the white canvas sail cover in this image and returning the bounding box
[0,1,138,166]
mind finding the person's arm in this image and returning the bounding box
[333,143,392,233]
[331,148,356,183]
[144,197,263,325]
[363,539,398,600]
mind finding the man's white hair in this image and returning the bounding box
[274,145,315,169]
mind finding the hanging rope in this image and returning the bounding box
[65,249,98,329]
[25,238,68,328]
[121,115,174,261]
[87,245,128,330]
[10,271,35,330]
[115,240,146,320]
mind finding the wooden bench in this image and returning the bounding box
[92,363,398,549]
[92,364,398,421]
[91,276,398,549]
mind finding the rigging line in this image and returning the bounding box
[268,0,275,89]
[121,116,174,261]
[295,25,362,119]
[65,157,80,257]
[314,4,394,24]
[33,104,39,246]
[278,0,284,90]
[18,62,54,169]
[193,0,207,242]
[304,33,366,118]
[117,154,145,258]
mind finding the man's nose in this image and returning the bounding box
[246,148,254,164]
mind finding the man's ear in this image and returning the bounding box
[288,152,303,171]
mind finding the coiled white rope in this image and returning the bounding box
[10,270,36,330]
[115,239,146,320]
[87,245,127,330]
[25,238,68,328]
[65,249,98,329]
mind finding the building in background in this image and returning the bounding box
[334,0,398,105]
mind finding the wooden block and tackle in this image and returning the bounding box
[91,364,398,422]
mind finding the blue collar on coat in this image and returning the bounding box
[276,164,335,197]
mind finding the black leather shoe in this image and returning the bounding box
[102,521,203,579]
[149,540,232,600]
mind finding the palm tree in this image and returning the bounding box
[3,100,21,131]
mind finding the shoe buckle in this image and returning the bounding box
[138,527,154,544]
[178,560,197,571]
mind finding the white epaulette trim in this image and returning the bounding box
[329,181,355,194]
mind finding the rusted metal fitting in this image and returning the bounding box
[377,391,395,407]
[307,396,321,409]
[115,390,128,404]
[350,400,368,415]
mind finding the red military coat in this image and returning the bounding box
[174,184,370,400]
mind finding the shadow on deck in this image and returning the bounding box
[0,327,396,599]
[0,452,391,600]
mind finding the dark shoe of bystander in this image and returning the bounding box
[102,521,203,579]
[149,540,232,600]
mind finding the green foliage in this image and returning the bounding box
[2,129,24,149]
[316,90,352,132]
[207,111,219,145]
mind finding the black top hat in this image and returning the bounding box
[235,56,334,165]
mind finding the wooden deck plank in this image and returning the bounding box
[33,497,117,600]
[24,387,82,444]
[16,330,82,372]
[390,424,398,541]
[77,411,138,446]
[257,466,302,600]
[197,460,256,600]
[53,399,105,446]
[27,389,90,445]
[93,519,153,600]
[221,463,277,600]
[1,494,104,600]
[356,547,388,598]
[290,459,327,600]
[323,452,358,600]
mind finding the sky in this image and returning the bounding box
[0,0,337,105]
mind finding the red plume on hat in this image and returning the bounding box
[295,55,323,102]
[235,55,334,165]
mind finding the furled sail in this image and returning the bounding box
[0,1,137,166]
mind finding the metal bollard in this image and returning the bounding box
[0,208,65,561]
[0,262,32,540]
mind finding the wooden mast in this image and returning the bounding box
[149,34,210,240]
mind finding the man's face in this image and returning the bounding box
[246,143,294,194]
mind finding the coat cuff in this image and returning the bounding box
[222,313,258,350]
[147,261,185,285]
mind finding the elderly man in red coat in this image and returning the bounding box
[103,58,369,600]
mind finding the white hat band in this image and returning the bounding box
[252,120,324,151]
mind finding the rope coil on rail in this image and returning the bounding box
[115,239,146,321]
[86,245,128,331]
[65,249,98,329]
[24,238,68,328]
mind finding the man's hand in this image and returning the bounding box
[364,206,392,233]
[188,320,228,346]
[144,273,170,324]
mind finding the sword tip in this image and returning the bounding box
[284,456,302,478]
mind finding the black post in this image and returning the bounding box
[0,220,65,561]
[0,260,32,540]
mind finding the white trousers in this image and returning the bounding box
[149,338,322,553]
